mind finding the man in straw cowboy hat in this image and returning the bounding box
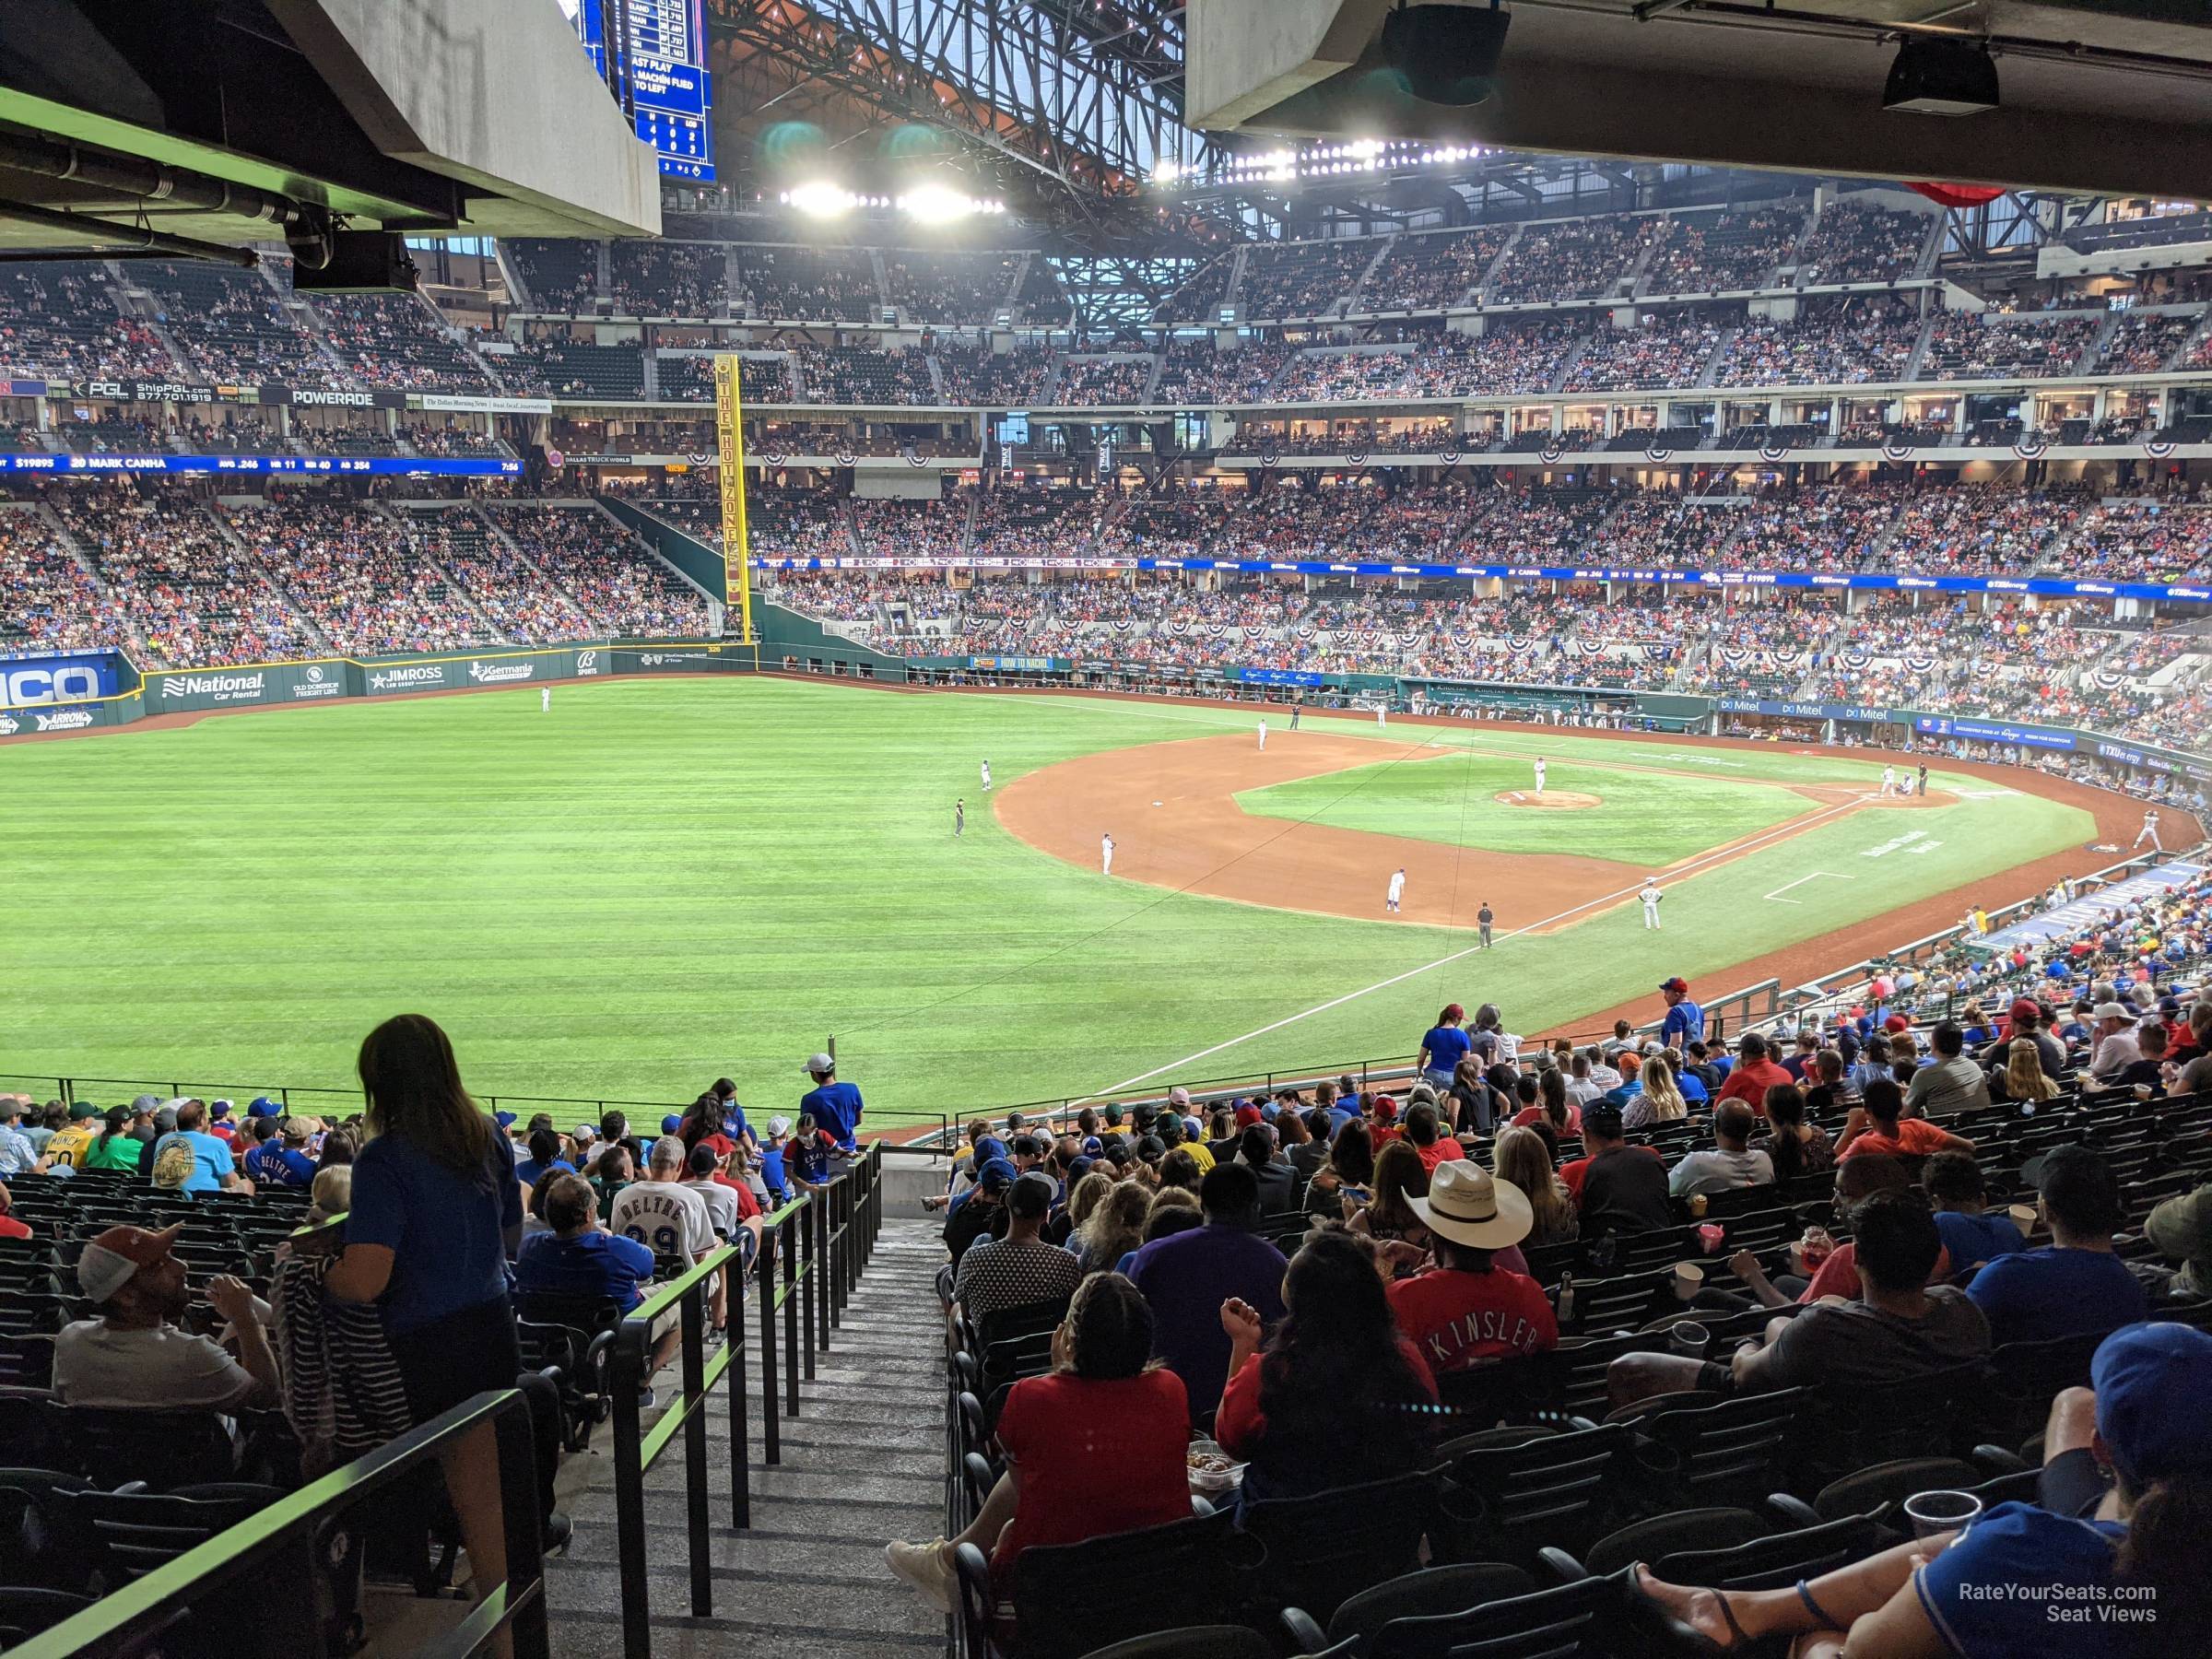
[1384,1161,1559,1373]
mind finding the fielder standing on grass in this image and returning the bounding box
[1477,901,1494,948]
[541,685,550,713]
[1387,867,1406,913]
[1641,878,1664,930]
[981,759,992,794]
[954,799,965,839]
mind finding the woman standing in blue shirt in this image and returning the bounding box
[327,1014,527,1609]
[1418,1004,1473,1095]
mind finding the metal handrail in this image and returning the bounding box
[11,1388,547,1659]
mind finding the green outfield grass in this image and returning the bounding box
[1238,753,1814,866]
[0,682,2095,1123]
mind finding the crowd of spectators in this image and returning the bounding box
[310,294,498,394]
[1051,356,1155,405]
[609,241,727,316]
[53,488,314,667]
[0,506,128,653]
[1795,198,1934,285]
[1234,238,1381,319]
[1564,313,1727,393]
[882,251,1022,324]
[1153,253,1239,324]
[406,511,588,643]
[1488,216,1662,304]
[739,246,881,323]
[1715,296,1925,386]
[0,264,176,382]
[1883,484,2090,575]
[485,504,712,637]
[505,238,600,311]
[1641,206,1805,295]
[2097,310,2198,374]
[1359,227,1507,312]
[222,497,496,655]
[934,343,1055,406]
[147,263,343,389]
[2047,495,2212,583]
[794,347,936,405]
[1924,312,2100,382]
[1150,338,1292,404]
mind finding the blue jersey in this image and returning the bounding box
[799,1081,864,1148]
[1662,1002,1704,1045]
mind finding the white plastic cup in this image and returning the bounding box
[1670,1319,1710,1358]
[1902,1488,1983,1540]
[1674,1262,1705,1302]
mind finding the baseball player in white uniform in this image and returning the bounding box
[1101,832,1115,875]
[1386,868,1405,913]
[541,686,551,712]
[2136,809,2163,852]
[1534,757,1547,795]
[1376,704,1387,727]
[1880,765,1896,797]
[1640,879,1663,930]
[981,759,993,793]
[1257,717,1267,752]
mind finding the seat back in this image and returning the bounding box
[1580,1507,1771,1577]
[58,1406,239,1490]
[1555,1270,1671,1335]
[1239,1470,1436,1623]
[1434,1355,1563,1428]
[1977,1333,2103,1445]
[0,1334,55,1390]
[1077,1628,1275,1659]
[48,1486,274,1587]
[1009,1508,1253,1659]
[1365,1567,1643,1659]
[0,1587,94,1646]
[1553,1333,1667,1419]
[1796,1364,1983,1488]
[1324,1562,1538,1650]
[513,1288,624,1336]
[1635,1388,1805,1509]
[1650,1513,1888,1591]
[1434,1423,1631,1567]
[1812,1457,1981,1524]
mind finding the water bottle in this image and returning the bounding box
[1555,1271,1576,1324]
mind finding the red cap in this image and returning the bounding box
[1234,1104,1263,1129]
[1659,977,1689,994]
[2009,997,2042,1023]
[1883,1014,1912,1034]
[1371,1096,1398,1121]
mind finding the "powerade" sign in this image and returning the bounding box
[0,653,119,708]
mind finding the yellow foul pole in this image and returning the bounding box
[713,353,754,645]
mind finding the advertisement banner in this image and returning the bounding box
[413,394,555,416]
[1238,667,1327,688]
[970,655,1058,672]
[0,700,126,735]
[1912,714,2077,752]
[145,660,351,712]
[263,385,408,411]
[1716,696,1894,724]
[0,453,521,477]
[0,651,123,708]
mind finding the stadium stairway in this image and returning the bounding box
[545,1216,946,1659]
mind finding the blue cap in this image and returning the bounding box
[973,1135,1008,1164]
[1081,1135,1102,1154]
[976,1156,1018,1193]
[2092,1322,2212,1485]
[494,1112,517,1129]
[1259,1101,1280,1120]
[209,1100,232,1118]
[661,1113,684,1135]
[1068,1156,1095,1184]
[1182,1115,1203,1140]
[248,1097,279,1118]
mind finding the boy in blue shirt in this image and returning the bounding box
[799,1053,864,1151]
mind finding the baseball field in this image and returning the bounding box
[0,676,2141,1128]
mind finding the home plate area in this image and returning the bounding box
[1496,790,1603,809]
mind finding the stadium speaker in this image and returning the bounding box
[1882,38,2000,116]
[1381,2,1511,107]
[290,230,420,293]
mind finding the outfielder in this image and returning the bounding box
[2136,809,2163,852]
[541,685,550,712]
[1101,832,1115,875]
[1386,867,1406,913]
[1257,717,1267,752]
[1534,757,1547,795]
[955,799,965,839]
[1640,879,1663,930]
[981,759,993,793]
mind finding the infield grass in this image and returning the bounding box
[0,681,2095,1122]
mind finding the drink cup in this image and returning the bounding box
[1674,1263,1705,1301]
[1902,1488,1983,1540]
[1669,1319,1710,1358]
[2008,1203,2038,1231]
[1697,1223,1725,1254]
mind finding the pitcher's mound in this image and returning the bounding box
[1496,790,1602,810]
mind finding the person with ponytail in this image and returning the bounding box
[1216,1227,1439,1503]
[1418,1003,1472,1095]
[1634,1319,2212,1655]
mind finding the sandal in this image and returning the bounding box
[1626,1562,1751,1654]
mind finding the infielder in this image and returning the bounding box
[1477,901,1494,948]
[2136,809,2163,852]
[1101,832,1115,875]
[1376,704,1387,727]
[1257,717,1267,752]
[955,799,965,839]
[1534,757,1547,795]
[1386,867,1405,913]
[1640,879,1663,930]
[981,759,993,793]
[1289,705,1301,731]
[541,685,550,712]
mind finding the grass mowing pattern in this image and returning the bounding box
[1239,753,1814,866]
[0,681,2094,1121]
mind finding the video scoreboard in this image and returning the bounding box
[560,0,715,182]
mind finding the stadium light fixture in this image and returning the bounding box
[784,181,857,217]
[897,182,1005,223]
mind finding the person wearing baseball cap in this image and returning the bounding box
[942,1156,1017,1265]
[1657,978,1703,1051]
[36,1100,103,1173]
[1385,1161,1558,1374]
[950,1172,1077,1327]
[1641,1321,2212,1653]
[800,1053,864,1153]
[52,1223,277,1411]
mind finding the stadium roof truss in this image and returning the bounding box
[711,0,1233,245]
